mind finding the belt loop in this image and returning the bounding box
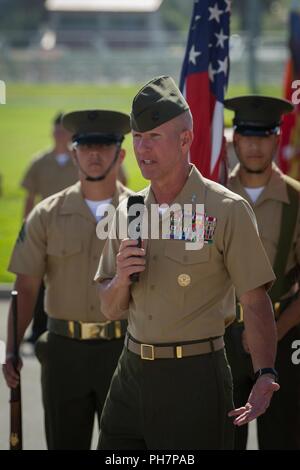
[237,302,244,323]
[274,302,281,320]
[114,321,122,339]
[125,333,129,349]
[239,303,244,323]
[209,338,215,353]
[75,322,81,339]
[68,321,75,338]
[175,345,183,359]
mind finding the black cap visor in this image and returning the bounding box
[73,133,124,145]
[234,125,280,137]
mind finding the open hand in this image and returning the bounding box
[228,375,280,426]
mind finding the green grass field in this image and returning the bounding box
[0,82,281,282]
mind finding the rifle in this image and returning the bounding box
[9,290,23,450]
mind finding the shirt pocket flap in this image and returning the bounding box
[46,238,82,257]
[164,240,210,264]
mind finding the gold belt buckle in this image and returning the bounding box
[80,322,107,340]
[141,343,155,360]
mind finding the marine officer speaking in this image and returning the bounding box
[2,109,133,449]
[94,76,279,450]
[224,95,300,450]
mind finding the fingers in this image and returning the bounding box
[228,405,250,417]
[270,382,280,392]
[119,238,144,252]
[233,400,268,426]
[233,409,256,427]
[116,239,146,285]
[118,239,145,264]
[119,256,146,269]
[2,359,21,389]
[121,266,146,279]
[228,382,280,426]
[228,403,262,426]
[117,247,145,262]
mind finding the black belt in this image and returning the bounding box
[47,317,127,340]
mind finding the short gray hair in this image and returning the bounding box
[173,109,193,132]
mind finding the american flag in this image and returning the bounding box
[179,0,231,182]
[278,0,300,177]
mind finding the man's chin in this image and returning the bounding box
[244,167,265,174]
[139,167,154,180]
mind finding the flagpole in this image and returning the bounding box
[246,0,261,93]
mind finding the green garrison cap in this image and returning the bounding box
[62,110,131,145]
[224,95,294,136]
[131,75,190,132]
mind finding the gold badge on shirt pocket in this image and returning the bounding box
[177,274,191,287]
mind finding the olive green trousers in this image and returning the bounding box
[98,346,234,450]
[35,331,124,450]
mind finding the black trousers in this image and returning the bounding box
[35,332,124,450]
[97,346,234,450]
[225,322,300,450]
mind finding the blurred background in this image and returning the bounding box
[0,0,292,86]
[0,1,297,450]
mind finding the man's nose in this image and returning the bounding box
[88,147,101,156]
[249,139,259,150]
[136,137,151,152]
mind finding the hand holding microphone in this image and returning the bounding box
[115,196,146,287]
[127,195,145,282]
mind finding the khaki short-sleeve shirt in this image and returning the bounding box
[21,150,78,199]
[228,163,300,287]
[9,181,132,322]
[95,165,275,343]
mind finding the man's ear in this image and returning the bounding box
[181,130,193,149]
[233,132,240,151]
[233,132,240,144]
[118,148,126,164]
[71,147,78,166]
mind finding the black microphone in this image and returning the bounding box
[127,195,145,282]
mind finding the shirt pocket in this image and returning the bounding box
[162,240,211,314]
[164,239,210,265]
[46,237,82,258]
[46,237,83,280]
[152,240,209,306]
